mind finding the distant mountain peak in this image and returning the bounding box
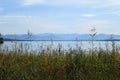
[3,33,120,41]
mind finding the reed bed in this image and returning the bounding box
[0,41,120,80]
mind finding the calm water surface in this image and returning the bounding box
[1,41,120,51]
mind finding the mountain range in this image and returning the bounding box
[2,33,120,41]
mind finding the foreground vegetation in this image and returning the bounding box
[0,41,120,80]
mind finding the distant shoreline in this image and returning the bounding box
[3,39,120,42]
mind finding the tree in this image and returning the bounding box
[0,33,3,44]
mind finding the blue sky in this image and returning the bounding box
[0,0,120,34]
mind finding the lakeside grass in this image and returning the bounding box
[0,41,120,80]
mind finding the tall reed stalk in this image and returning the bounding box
[0,40,120,80]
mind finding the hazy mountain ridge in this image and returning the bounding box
[2,33,120,41]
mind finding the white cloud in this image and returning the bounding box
[0,15,31,25]
[94,0,120,8]
[20,0,120,17]
[0,15,31,34]
[21,0,120,7]
[108,11,120,16]
[21,0,103,6]
[0,15,29,18]
[0,15,69,34]
[81,14,96,17]
[22,0,45,5]
[0,14,120,34]
[27,17,70,33]
[44,0,99,6]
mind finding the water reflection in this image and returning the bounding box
[0,41,120,52]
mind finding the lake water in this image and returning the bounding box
[0,41,120,52]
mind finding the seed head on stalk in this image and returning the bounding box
[89,26,97,38]
[27,30,33,41]
[89,26,97,53]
